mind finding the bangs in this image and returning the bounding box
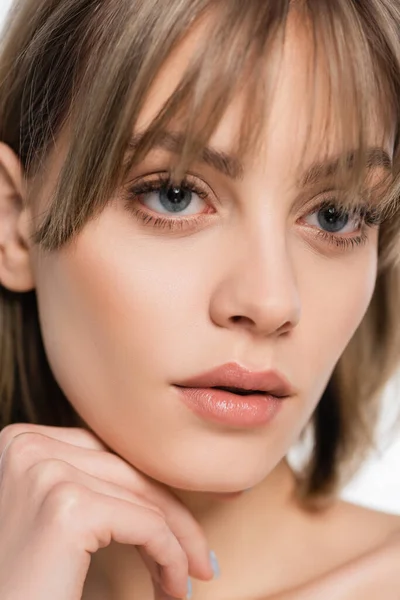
[27,0,400,250]
[2,0,400,504]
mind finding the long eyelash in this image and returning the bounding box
[123,173,209,232]
[317,198,383,227]
[131,208,204,231]
[314,229,369,249]
[312,198,381,249]
[123,175,380,247]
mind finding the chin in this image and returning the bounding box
[133,455,274,494]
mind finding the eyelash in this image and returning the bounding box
[301,198,380,249]
[123,173,380,250]
[124,173,210,232]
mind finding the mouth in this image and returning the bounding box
[175,385,286,428]
[211,386,268,396]
[174,361,294,399]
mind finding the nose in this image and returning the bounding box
[209,226,301,338]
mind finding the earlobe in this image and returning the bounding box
[0,142,35,292]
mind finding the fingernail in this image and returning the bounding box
[209,549,220,579]
[186,576,193,599]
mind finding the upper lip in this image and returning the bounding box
[175,361,294,398]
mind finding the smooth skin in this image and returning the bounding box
[0,9,399,600]
[0,423,399,600]
[0,423,215,600]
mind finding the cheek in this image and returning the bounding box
[294,238,378,402]
[32,208,209,419]
[270,240,379,455]
[29,207,380,488]
[322,252,377,341]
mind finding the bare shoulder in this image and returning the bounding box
[281,497,400,590]
[265,502,400,598]
[333,498,400,533]
[318,498,400,559]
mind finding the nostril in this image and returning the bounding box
[277,321,293,335]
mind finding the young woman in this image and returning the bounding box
[0,0,400,598]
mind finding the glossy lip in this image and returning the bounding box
[175,386,284,428]
[174,361,294,397]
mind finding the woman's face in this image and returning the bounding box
[27,18,393,492]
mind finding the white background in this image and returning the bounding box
[1,0,400,515]
[0,1,12,23]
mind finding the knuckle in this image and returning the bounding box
[27,459,71,492]
[0,423,32,453]
[43,481,89,525]
[0,432,47,475]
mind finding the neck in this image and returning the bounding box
[85,459,302,600]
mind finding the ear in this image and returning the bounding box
[0,142,35,292]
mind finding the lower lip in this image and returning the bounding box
[175,386,284,428]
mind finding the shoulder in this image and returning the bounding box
[314,499,400,562]
[331,499,400,537]
[278,500,400,596]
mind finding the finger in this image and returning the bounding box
[43,485,189,599]
[5,456,183,598]
[2,431,213,581]
[0,423,108,453]
[152,577,182,600]
[145,484,214,581]
[27,458,169,516]
[140,549,192,600]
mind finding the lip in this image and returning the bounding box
[175,387,284,427]
[174,361,294,397]
[174,362,294,428]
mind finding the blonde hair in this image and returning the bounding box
[0,0,400,508]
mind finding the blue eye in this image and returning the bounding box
[123,173,214,232]
[305,203,360,235]
[128,177,209,218]
[315,205,350,233]
[158,185,193,213]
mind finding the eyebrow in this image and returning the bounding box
[127,131,392,185]
[300,147,393,187]
[127,131,244,179]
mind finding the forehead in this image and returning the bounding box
[135,7,395,176]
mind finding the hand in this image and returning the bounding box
[0,423,214,600]
[269,532,400,600]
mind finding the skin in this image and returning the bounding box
[0,8,399,600]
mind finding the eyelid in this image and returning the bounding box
[299,189,384,224]
[122,171,218,233]
[123,173,381,248]
[125,170,218,207]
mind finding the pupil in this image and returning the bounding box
[167,186,185,203]
[161,185,192,212]
[318,206,348,233]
